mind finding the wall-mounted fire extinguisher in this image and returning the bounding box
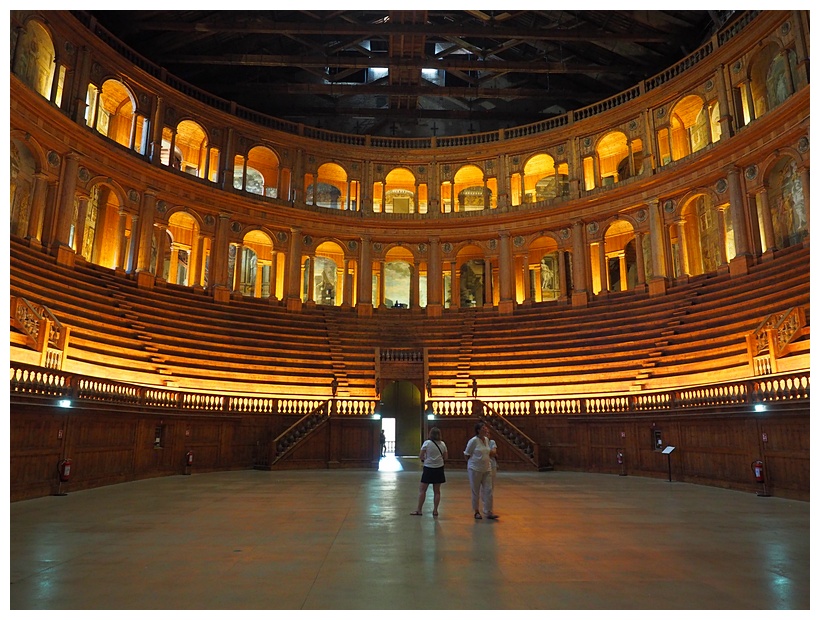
[616,450,624,465]
[186,451,194,467]
[58,458,72,483]
[752,459,765,483]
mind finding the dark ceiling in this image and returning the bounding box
[85,9,736,138]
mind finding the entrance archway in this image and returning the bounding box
[380,380,423,456]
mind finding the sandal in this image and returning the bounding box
[486,513,499,520]
[474,511,482,520]
[410,511,423,516]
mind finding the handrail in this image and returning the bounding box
[773,306,807,356]
[68,10,759,147]
[270,401,330,465]
[746,306,807,375]
[10,297,46,350]
[9,361,809,416]
[480,402,539,468]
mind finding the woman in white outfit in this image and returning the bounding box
[464,421,498,519]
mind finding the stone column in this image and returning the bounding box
[112,209,128,271]
[634,231,647,286]
[210,214,231,301]
[449,260,459,309]
[341,258,351,307]
[742,80,756,122]
[523,257,532,304]
[73,194,90,257]
[647,200,668,296]
[755,188,776,254]
[378,260,386,307]
[411,261,420,309]
[270,250,279,300]
[52,152,80,263]
[25,172,48,247]
[191,233,205,287]
[71,47,91,125]
[155,226,169,281]
[134,191,158,288]
[715,64,734,139]
[149,96,165,166]
[498,231,514,314]
[558,250,568,299]
[483,257,493,306]
[426,237,442,316]
[356,235,373,316]
[126,213,140,273]
[675,219,689,277]
[306,255,316,304]
[232,244,245,294]
[727,166,752,275]
[286,228,303,310]
[597,241,607,294]
[571,220,588,306]
[716,206,730,267]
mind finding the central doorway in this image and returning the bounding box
[380,380,423,456]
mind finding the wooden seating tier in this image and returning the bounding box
[10,237,809,398]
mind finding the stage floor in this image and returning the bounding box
[9,459,811,611]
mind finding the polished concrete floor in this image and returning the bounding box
[9,458,811,611]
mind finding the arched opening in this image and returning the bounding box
[525,235,563,303]
[313,241,346,305]
[379,380,423,457]
[13,19,55,100]
[669,95,709,161]
[235,146,280,197]
[522,153,562,203]
[10,137,37,238]
[307,163,350,210]
[602,220,637,291]
[91,79,146,153]
[767,156,808,250]
[382,167,418,214]
[681,194,724,275]
[381,245,414,308]
[451,164,493,212]
[74,183,123,267]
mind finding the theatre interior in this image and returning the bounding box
[8,11,812,606]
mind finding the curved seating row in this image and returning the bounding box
[10,237,810,399]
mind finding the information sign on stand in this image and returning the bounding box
[662,446,675,482]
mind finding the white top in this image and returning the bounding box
[464,435,492,472]
[489,439,498,472]
[420,439,447,468]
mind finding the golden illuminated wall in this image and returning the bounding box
[9,10,810,320]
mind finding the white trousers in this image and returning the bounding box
[468,468,493,514]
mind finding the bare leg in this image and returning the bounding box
[416,482,430,513]
[432,483,441,515]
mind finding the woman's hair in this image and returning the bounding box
[429,427,441,441]
[474,422,486,436]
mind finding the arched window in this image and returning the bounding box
[88,79,146,153]
[10,137,36,238]
[13,19,55,100]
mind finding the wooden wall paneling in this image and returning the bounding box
[757,412,811,498]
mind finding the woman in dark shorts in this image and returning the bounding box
[411,427,448,517]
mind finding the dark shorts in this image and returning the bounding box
[421,466,446,484]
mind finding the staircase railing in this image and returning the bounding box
[480,402,542,470]
[269,401,331,466]
[747,307,807,375]
[10,297,70,369]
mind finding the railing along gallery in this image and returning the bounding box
[10,362,809,418]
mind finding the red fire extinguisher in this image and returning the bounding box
[616,450,624,465]
[752,460,765,483]
[186,451,194,467]
[58,458,72,482]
